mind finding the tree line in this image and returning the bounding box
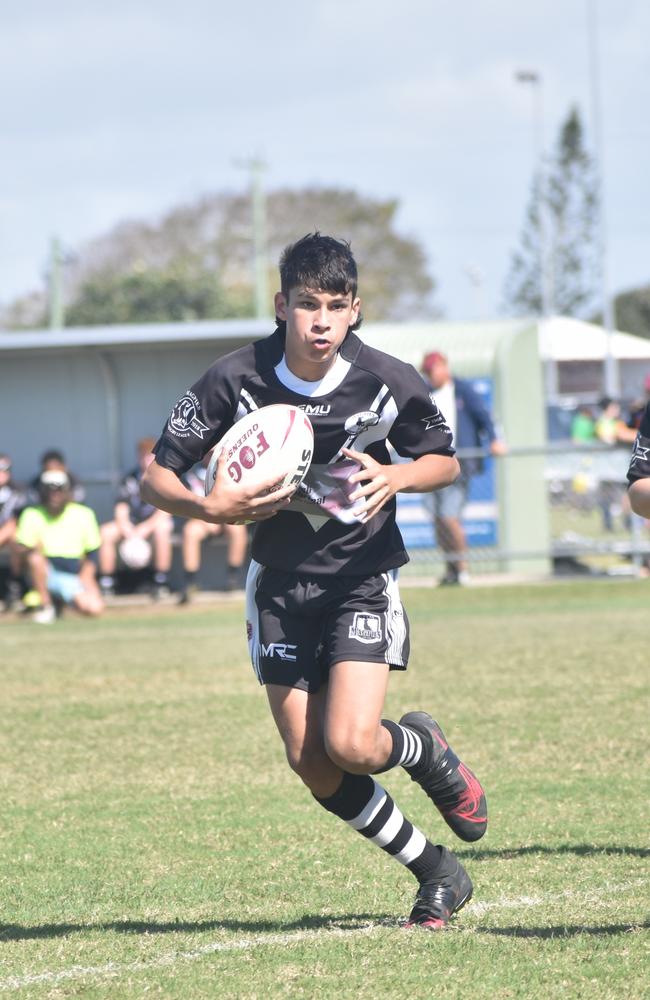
[3,110,649,336]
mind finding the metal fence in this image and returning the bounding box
[398,443,649,579]
[23,443,647,583]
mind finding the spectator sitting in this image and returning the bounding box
[99,437,173,598]
[178,454,249,603]
[0,453,26,611]
[14,469,104,624]
[26,449,86,506]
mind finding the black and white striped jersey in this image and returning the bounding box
[627,402,650,484]
[154,328,454,576]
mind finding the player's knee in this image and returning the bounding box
[284,743,329,787]
[324,728,378,772]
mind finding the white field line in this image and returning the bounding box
[1,878,647,993]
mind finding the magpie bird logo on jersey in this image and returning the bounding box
[344,411,380,444]
[168,390,210,440]
[629,436,650,468]
[348,612,382,644]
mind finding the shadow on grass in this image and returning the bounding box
[3,914,647,943]
[457,843,649,861]
[476,921,650,938]
[0,913,396,942]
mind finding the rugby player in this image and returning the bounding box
[142,233,488,929]
[628,400,650,517]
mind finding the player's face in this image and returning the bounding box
[275,286,360,381]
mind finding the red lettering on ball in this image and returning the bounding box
[256,431,270,456]
[228,461,242,483]
[240,445,256,469]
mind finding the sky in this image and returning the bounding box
[2,0,649,323]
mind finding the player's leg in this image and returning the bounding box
[98,520,122,593]
[324,568,486,842]
[182,518,210,574]
[318,659,472,928]
[178,519,214,603]
[265,683,341,798]
[322,659,392,772]
[398,711,487,842]
[144,511,173,596]
[223,522,248,590]
[247,562,474,929]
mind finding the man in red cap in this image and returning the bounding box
[421,351,505,585]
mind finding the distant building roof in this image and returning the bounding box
[539,317,650,361]
[0,318,271,353]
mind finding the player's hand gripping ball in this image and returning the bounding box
[204,404,314,498]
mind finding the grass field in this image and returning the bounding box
[1,580,648,999]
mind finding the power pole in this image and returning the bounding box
[515,69,557,399]
[49,236,65,329]
[236,157,270,318]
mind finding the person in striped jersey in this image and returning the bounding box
[144,233,488,929]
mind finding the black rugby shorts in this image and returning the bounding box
[245,561,411,693]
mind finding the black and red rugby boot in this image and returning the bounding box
[404,847,473,930]
[399,711,487,842]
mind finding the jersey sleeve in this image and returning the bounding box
[387,363,456,459]
[627,402,650,484]
[154,361,239,475]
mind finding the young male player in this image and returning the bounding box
[627,400,650,517]
[142,233,488,929]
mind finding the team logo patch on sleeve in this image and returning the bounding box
[349,612,383,644]
[168,390,210,440]
[629,436,650,468]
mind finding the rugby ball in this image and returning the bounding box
[205,404,314,496]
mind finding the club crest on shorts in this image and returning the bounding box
[348,612,382,644]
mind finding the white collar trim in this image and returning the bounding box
[274,352,351,398]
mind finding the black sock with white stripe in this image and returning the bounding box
[315,772,443,884]
[373,719,424,773]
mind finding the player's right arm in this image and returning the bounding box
[141,456,295,524]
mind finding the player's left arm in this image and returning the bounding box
[629,478,650,518]
[626,403,650,516]
[344,448,460,522]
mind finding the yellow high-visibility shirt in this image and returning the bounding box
[16,503,101,560]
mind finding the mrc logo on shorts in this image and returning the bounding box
[348,612,382,644]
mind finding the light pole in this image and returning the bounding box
[514,70,553,319]
[586,0,618,397]
[515,69,556,398]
